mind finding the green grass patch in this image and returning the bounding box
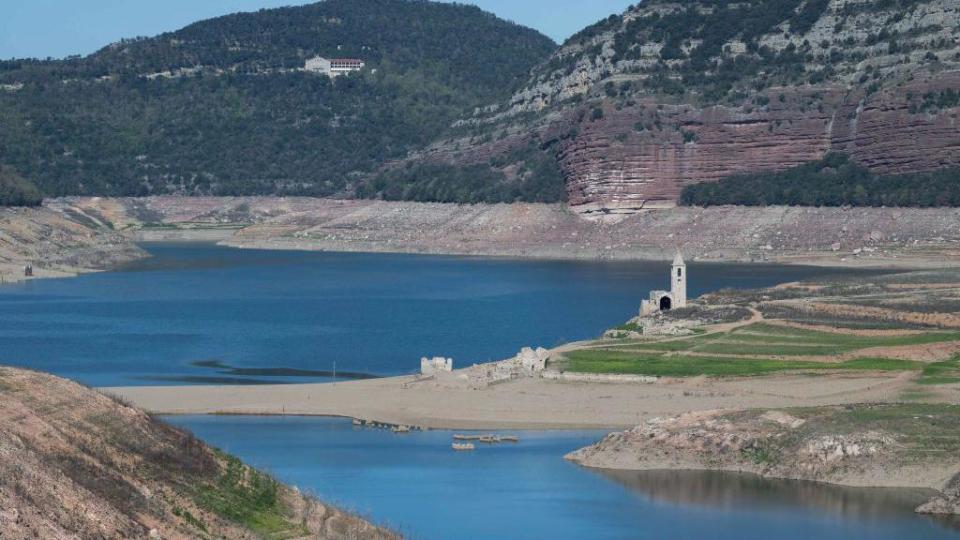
[816,404,960,454]
[583,323,960,374]
[620,339,703,352]
[172,506,207,532]
[899,389,938,402]
[917,356,960,385]
[728,404,960,457]
[613,322,642,333]
[837,357,923,371]
[561,350,923,377]
[194,452,306,539]
[736,324,960,348]
[693,342,844,356]
[601,323,960,357]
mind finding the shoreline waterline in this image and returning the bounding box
[166,414,960,540]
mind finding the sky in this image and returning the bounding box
[0,0,635,60]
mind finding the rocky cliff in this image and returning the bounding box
[0,366,394,539]
[413,0,960,217]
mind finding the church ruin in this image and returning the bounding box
[640,252,687,316]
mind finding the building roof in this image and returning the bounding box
[672,251,685,266]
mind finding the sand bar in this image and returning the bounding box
[106,370,914,431]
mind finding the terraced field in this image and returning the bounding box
[557,323,960,378]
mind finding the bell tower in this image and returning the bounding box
[671,251,687,308]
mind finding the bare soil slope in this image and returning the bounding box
[0,367,395,539]
[0,206,145,283]
[51,197,960,268]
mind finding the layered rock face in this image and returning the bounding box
[421,0,960,217]
[561,72,960,215]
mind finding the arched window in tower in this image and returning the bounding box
[677,268,683,278]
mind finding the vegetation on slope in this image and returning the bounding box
[0,166,43,206]
[0,367,393,539]
[357,142,567,203]
[680,154,960,207]
[539,0,955,106]
[564,267,960,381]
[559,321,960,377]
[571,402,960,504]
[0,0,555,198]
[428,0,959,206]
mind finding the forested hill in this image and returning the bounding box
[0,0,555,197]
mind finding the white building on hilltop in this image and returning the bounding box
[303,56,365,77]
[640,251,688,316]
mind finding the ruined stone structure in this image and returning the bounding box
[640,252,687,316]
[420,356,453,376]
[515,347,549,374]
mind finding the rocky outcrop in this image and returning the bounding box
[917,474,960,515]
[566,405,960,515]
[0,366,395,539]
[418,0,960,216]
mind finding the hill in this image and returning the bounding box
[402,0,960,216]
[0,166,42,207]
[0,366,394,539]
[0,0,555,197]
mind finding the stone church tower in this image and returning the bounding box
[671,251,687,308]
[639,251,689,316]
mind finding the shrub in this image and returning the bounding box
[0,166,43,207]
[680,153,960,207]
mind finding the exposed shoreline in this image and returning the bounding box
[103,368,915,431]
[44,197,960,269]
[564,405,960,514]
[0,205,147,284]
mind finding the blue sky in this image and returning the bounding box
[0,0,634,60]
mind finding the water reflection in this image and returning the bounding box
[595,468,960,531]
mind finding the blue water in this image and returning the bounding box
[170,416,960,540]
[2,243,955,538]
[0,242,847,387]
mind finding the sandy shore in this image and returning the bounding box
[105,369,914,430]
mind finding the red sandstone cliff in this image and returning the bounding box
[409,0,960,217]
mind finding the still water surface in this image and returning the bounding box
[0,242,848,386]
[170,416,960,540]
[1,243,954,538]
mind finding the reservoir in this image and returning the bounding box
[1,242,955,538]
[170,415,960,540]
[0,242,851,386]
